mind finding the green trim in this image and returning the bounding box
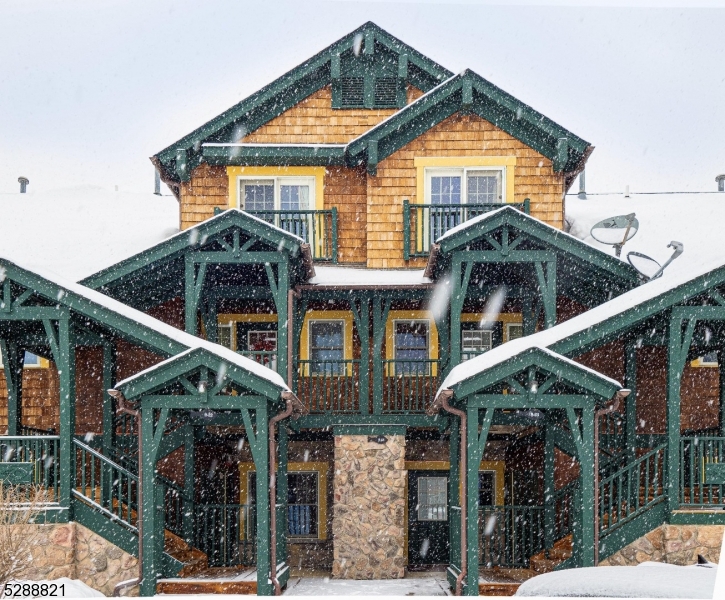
[203,144,347,166]
[669,511,725,525]
[154,22,451,184]
[348,70,591,175]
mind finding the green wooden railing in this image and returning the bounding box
[73,439,138,529]
[157,475,189,540]
[479,505,545,568]
[0,435,60,500]
[296,359,361,414]
[246,208,338,263]
[193,504,256,567]
[680,436,725,506]
[551,480,578,541]
[403,199,530,259]
[382,359,440,414]
[599,443,666,537]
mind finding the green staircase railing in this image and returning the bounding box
[599,443,667,538]
[193,503,256,567]
[479,505,545,568]
[680,436,725,506]
[0,435,59,500]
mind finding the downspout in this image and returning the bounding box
[109,391,142,597]
[269,390,299,595]
[428,389,466,596]
[593,389,630,566]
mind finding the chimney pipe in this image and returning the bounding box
[18,177,29,194]
[716,174,725,192]
[578,170,586,199]
[154,169,162,195]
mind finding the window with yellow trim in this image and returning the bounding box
[385,311,439,376]
[299,311,354,376]
[692,351,718,367]
[0,348,48,369]
[460,313,522,361]
[425,167,504,205]
[238,177,315,212]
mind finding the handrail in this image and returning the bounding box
[403,199,530,259]
[479,505,545,568]
[599,443,667,537]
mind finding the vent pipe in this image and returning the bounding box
[578,170,586,199]
[154,169,162,195]
[18,177,29,193]
[717,174,725,192]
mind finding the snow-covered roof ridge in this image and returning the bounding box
[441,248,725,391]
[0,256,289,391]
[308,266,431,287]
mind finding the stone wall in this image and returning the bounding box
[332,435,406,579]
[600,524,724,567]
[22,522,139,596]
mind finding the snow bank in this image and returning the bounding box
[4,578,103,597]
[0,186,179,281]
[515,563,717,598]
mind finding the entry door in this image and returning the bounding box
[408,470,450,566]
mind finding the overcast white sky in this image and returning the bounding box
[1,0,724,195]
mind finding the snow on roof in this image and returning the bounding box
[0,187,179,282]
[0,256,289,391]
[308,266,431,287]
[441,192,725,391]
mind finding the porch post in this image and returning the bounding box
[182,425,195,544]
[667,315,694,512]
[579,406,595,567]
[450,257,472,368]
[543,423,555,552]
[0,339,23,435]
[449,418,461,572]
[719,347,725,437]
[203,297,219,344]
[184,255,199,335]
[624,340,637,461]
[252,406,272,596]
[102,342,116,458]
[140,407,158,597]
[276,424,289,572]
[521,294,539,337]
[465,406,480,596]
[57,318,75,516]
[267,260,289,379]
[371,298,390,415]
[351,296,370,414]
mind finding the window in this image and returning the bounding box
[238,177,314,212]
[506,323,523,342]
[462,330,492,361]
[0,349,42,368]
[247,330,277,369]
[479,471,495,507]
[287,472,318,537]
[694,351,718,367]
[218,325,233,350]
[309,321,344,374]
[426,168,503,206]
[417,476,447,521]
[394,321,429,374]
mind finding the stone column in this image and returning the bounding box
[332,435,406,579]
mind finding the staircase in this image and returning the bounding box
[529,535,573,573]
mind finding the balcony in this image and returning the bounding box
[246,208,338,263]
[403,199,530,259]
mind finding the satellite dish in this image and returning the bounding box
[627,241,684,281]
[591,213,639,257]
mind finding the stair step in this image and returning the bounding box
[157,568,257,595]
[478,582,520,596]
[163,530,208,578]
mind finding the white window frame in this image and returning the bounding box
[393,319,431,360]
[247,330,278,352]
[417,475,448,521]
[218,324,234,351]
[237,176,316,212]
[424,167,506,205]
[505,323,524,343]
[461,329,493,361]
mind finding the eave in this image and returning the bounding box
[202,143,348,167]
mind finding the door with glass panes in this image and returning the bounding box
[408,470,449,566]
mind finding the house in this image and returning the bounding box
[0,22,724,597]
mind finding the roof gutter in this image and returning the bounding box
[149,156,181,201]
[427,389,466,595]
[563,145,595,193]
[424,244,440,279]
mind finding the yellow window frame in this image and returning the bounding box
[239,461,328,540]
[385,310,439,376]
[227,166,325,211]
[299,311,354,376]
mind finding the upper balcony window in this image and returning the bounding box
[426,168,504,205]
[309,320,345,375]
[238,177,315,212]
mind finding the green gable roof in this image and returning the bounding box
[347,70,592,184]
[153,22,452,191]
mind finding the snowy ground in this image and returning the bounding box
[283,572,451,596]
[515,562,717,598]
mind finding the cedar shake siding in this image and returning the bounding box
[367,112,566,269]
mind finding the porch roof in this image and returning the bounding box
[441,345,622,402]
[0,256,288,390]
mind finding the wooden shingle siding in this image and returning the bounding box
[324,166,368,263]
[180,163,229,230]
[0,368,60,434]
[367,113,566,268]
[242,86,423,144]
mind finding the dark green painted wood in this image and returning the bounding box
[624,340,637,462]
[203,144,347,166]
[0,463,34,484]
[0,339,23,436]
[599,502,667,560]
[57,318,75,515]
[704,462,725,484]
[669,511,725,525]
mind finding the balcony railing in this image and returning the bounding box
[382,359,440,414]
[238,350,278,371]
[403,199,530,259]
[246,208,338,263]
[0,435,60,501]
[296,359,361,414]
